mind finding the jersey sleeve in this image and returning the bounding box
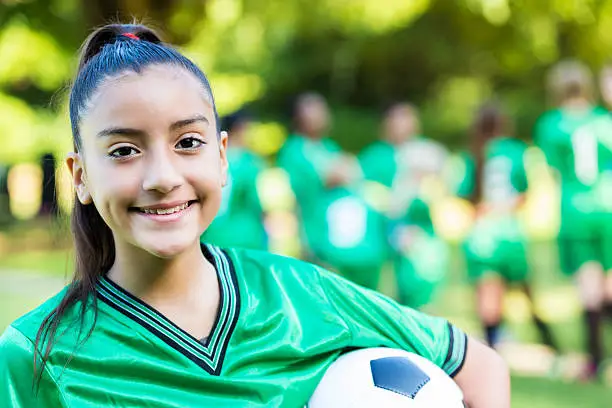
[277,142,325,207]
[534,116,563,172]
[0,325,67,407]
[317,268,467,377]
[358,146,378,182]
[453,153,475,199]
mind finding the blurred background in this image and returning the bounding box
[1,0,612,406]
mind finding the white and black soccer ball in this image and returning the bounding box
[308,348,465,407]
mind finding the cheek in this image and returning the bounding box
[86,160,141,206]
[187,170,224,197]
[184,154,224,193]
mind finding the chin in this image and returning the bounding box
[147,245,189,259]
[138,234,199,259]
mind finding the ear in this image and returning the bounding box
[66,152,92,204]
[218,131,229,187]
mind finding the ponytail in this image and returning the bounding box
[470,102,508,204]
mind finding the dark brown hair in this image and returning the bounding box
[470,102,510,204]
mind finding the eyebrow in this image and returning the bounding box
[96,115,210,138]
[169,114,210,131]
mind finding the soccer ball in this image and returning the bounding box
[308,348,465,407]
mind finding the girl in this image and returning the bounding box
[535,61,609,379]
[0,24,509,407]
[360,103,450,309]
[463,103,557,352]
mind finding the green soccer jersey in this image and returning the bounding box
[481,137,528,208]
[359,140,397,188]
[576,114,612,215]
[457,137,528,207]
[277,134,388,273]
[307,186,389,272]
[0,244,467,407]
[276,134,342,214]
[360,138,444,302]
[535,107,609,236]
[360,139,438,233]
[451,151,476,200]
[462,137,529,282]
[201,147,267,250]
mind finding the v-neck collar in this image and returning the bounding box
[96,244,240,375]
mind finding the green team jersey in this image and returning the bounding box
[455,138,527,205]
[576,114,612,216]
[462,137,529,282]
[535,107,609,216]
[0,244,467,407]
[307,186,389,270]
[451,151,476,200]
[359,139,444,302]
[480,137,528,208]
[278,135,388,268]
[359,139,438,233]
[201,148,267,250]
[460,137,528,222]
[277,134,342,214]
[359,141,397,188]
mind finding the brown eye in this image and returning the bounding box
[110,146,139,158]
[176,137,204,150]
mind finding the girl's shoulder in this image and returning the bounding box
[221,247,333,296]
[224,247,321,279]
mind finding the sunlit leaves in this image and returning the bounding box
[423,77,491,142]
[322,0,431,35]
[0,92,38,163]
[245,121,286,156]
[0,92,71,164]
[465,0,511,25]
[208,73,265,116]
[0,18,71,91]
[206,0,242,29]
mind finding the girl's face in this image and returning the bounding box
[385,106,418,144]
[298,99,330,137]
[67,65,227,258]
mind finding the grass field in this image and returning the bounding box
[1,238,611,407]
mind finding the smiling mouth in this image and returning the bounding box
[132,200,197,215]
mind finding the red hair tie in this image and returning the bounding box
[122,33,140,41]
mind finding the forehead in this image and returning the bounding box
[83,65,214,130]
[388,106,415,120]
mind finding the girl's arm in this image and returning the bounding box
[454,336,510,408]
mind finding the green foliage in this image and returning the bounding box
[0,18,72,91]
[3,0,612,162]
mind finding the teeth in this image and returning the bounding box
[141,202,189,215]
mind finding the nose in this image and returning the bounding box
[141,146,183,194]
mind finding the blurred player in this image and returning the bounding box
[360,103,419,188]
[535,60,609,379]
[464,103,558,352]
[0,24,509,407]
[277,93,388,290]
[200,109,268,250]
[596,65,612,322]
[361,103,448,308]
